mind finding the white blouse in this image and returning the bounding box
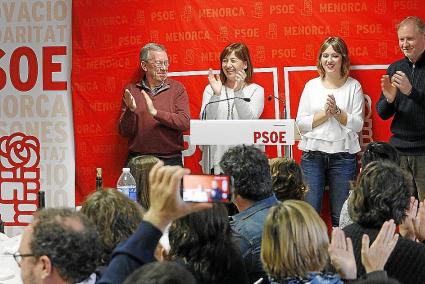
[199,83,264,174]
[296,77,364,154]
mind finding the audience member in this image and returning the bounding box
[81,188,144,268]
[220,145,278,283]
[18,208,100,284]
[344,161,425,283]
[98,162,212,283]
[339,142,400,228]
[296,36,364,226]
[200,42,264,174]
[123,261,196,284]
[127,155,160,209]
[261,200,396,283]
[168,203,248,283]
[269,157,308,201]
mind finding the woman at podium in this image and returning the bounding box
[296,37,364,227]
[199,42,264,174]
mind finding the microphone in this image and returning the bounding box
[268,94,285,105]
[268,94,286,119]
[201,97,251,120]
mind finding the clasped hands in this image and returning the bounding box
[208,68,246,96]
[325,94,341,117]
[123,89,157,116]
[381,71,413,103]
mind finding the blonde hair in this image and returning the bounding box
[261,200,329,280]
[127,155,160,210]
[81,188,144,265]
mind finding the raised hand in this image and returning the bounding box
[400,196,418,241]
[208,68,222,96]
[142,90,157,116]
[414,200,425,242]
[124,89,137,111]
[361,219,398,273]
[381,75,397,103]
[326,94,338,115]
[329,227,357,280]
[233,69,247,92]
[392,71,413,95]
[144,161,212,232]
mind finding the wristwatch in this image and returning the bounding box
[335,106,341,115]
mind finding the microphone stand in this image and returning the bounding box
[201,97,251,120]
[201,96,251,173]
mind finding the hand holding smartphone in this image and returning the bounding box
[182,175,232,203]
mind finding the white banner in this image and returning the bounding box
[190,119,295,145]
[0,0,74,236]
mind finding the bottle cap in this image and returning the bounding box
[123,168,130,172]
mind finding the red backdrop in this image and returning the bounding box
[72,0,425,204]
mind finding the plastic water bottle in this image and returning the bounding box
[117,168,137,201]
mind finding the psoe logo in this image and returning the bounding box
[0,132,40,227]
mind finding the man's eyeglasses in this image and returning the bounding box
[146,60,169,68]
[2,252,35,266]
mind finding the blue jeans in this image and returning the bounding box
[301,151,357,226]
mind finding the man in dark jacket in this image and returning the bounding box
[376,16,425,200]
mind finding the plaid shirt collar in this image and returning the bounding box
[137,77,170,96]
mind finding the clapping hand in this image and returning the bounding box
[325,94,338,115]
[329,227,357,280]
[208,68,222,96]
[361,219,398,273]
[400,196,418,241]
[381,75,397,103]
[124,89,136,111]
[413,200,425,242]
[392,71,413,95]
[233,69,247,92]
[142,90,157,116]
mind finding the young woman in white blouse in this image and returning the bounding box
[296,37,364,226]
[200,43,264,174]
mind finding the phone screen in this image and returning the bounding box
[182,175,232,203]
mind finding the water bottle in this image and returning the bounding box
[117,168,137,201]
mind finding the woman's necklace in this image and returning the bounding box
[225,86,231,120]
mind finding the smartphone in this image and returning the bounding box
[182,174,232,203]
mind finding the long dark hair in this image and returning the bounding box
[168,204,237,283]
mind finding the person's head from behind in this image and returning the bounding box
[140,42,168,86]
[19,208,99,284]
[261,200,329,281]
[219,42,253,85]
[127,155,160,209]
[123,261,196,284]
[317,36,350,79]
[349,161,413,227]
[361,141,400,168]
[220,145,272,203]
[269,157,308,201]
[397,16,425,63]
[81,188,143,265]
[168,203,233,283]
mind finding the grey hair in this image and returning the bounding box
[140,43,166,62]
[397,16,425,33]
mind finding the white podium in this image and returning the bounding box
[190,119,295,146]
